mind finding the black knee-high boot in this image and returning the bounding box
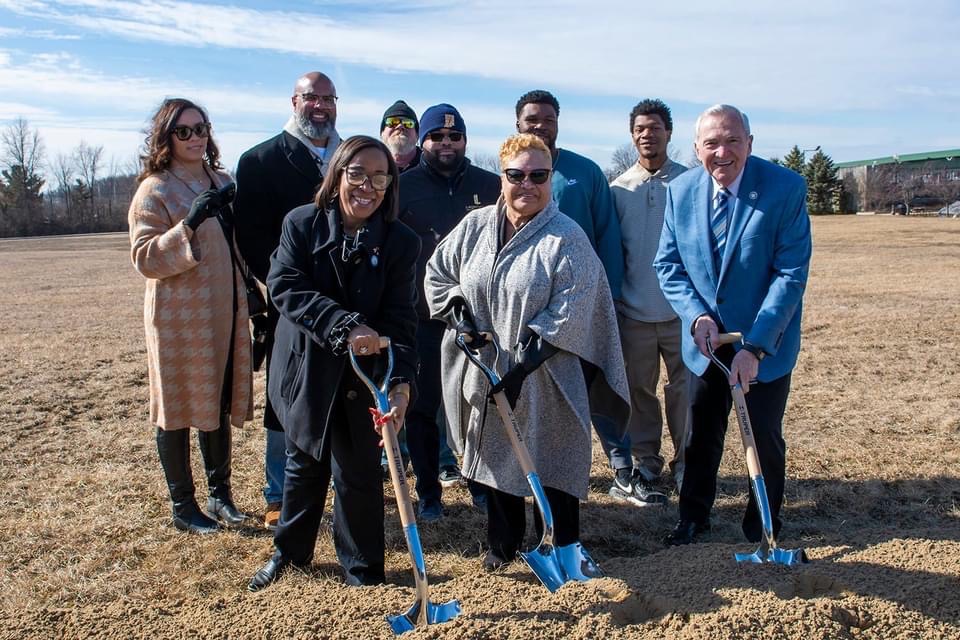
[197,417,249,527]
[156,428,220,534]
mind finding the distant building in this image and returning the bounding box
[836,149,960,213]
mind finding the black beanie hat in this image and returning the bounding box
[380,100,419,132]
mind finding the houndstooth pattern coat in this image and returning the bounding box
[128,168,253,431]
[426,199,629,499]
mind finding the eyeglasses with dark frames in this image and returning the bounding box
[298,93,338,106]
[345,168,393,191]
[503,168,552,185]
[171,122,211,141]
[384,116,416,129]
[427,131,463,143]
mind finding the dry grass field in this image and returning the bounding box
[1,215,958,639]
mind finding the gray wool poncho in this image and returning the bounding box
[425,199,630,499]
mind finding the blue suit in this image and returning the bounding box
[655,156,811,379]
[654,155,811,540]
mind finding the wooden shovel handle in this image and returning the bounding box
[715,332,743,345]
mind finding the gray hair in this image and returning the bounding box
[694,104,751,139]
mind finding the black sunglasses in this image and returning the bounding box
[504,168,552,185]
[171,122,211,141]
[427,131,463,143]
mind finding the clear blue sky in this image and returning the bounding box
[1,0,958,179]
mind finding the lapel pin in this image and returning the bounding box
[749,191,758,200]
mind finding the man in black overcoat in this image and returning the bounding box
[233,71,343,529]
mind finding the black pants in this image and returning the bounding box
[679,344,792,541]
[405,320,444,503]
[274,397,385,586]
[485,484,580,559]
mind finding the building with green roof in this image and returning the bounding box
[837,149,960,213]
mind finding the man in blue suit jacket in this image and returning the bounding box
[654,104,811,545]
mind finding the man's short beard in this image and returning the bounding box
[384,134,417,157]
[296,112,334,141]
[424,148,464,174]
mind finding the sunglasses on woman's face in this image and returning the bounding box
[504,168,552,185]
[345,169,393,191]
[171,122,212,141]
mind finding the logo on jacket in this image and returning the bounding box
[566,178,578,186]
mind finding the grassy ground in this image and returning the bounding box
[0,215,958,639]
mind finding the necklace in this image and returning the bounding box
[169,164,211,196]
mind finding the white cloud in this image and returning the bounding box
[4,0,959,113]
[0,101,59,120]
[3,1,958,174]
[0,26,80,39]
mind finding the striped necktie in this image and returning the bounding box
[711,188,730,271]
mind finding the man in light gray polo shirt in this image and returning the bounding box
[609,98,689,506]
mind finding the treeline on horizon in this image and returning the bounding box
[1,117,944,239]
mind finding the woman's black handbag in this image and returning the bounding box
[243,270,268,318]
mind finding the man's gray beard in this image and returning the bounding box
[384,135,416,157]
[296,112,334,141]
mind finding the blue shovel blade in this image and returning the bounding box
[386,599,462,635]
[735,546,809,566]
[521,546,566,593]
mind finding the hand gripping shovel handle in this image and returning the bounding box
[456,332,602,591]
[349,338,462,633]
[349,338,416,526]
[706,333,808,566]
[456,333,539,476]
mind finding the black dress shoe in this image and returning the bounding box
[207,496,250,528]
[663,519,710,546]
[172,502,221,535]
[248,553,291,592]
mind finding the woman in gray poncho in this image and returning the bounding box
[425,133,629,571]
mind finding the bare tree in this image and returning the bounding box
[49,153,75,223]
[471,152,501,174]
[74,141,104,229]
[1,117,45,176]
[606,143,638,182]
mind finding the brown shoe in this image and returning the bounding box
[264,502,281,530]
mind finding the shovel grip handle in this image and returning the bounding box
[490,392,538,475]
[715,332,743,345]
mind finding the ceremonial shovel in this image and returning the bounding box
[457,333,603,592]
[349,337,462,634]
[708,332,808,566]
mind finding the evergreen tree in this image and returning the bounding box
[0,164,45,235]
[782,145,806,175]
[805,149,842,214]
[0,118,46,236]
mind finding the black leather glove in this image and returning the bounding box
[183,188,222,231]
[441,297,487,347]
[488,333,559,409]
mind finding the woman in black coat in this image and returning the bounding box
[248,136,420,590]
